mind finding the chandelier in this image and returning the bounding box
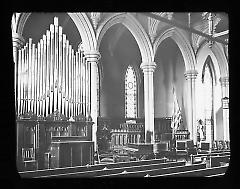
[202,12,216,48]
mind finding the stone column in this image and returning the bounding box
[140,62,156,143]
[12,32,25,115]
[85,51,101,151]
[184,70,198,144]
[220,77,229,141]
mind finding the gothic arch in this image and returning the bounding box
[15,12,97,52]
[195,42,227,141]
[153,27,196,71]
[96,13,154,63]
[196,41,228,80]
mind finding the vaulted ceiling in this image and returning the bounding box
[21,12,229,53]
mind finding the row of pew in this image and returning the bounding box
[19,158,167,178]
[190,150,230,167]
[19,150,229,178]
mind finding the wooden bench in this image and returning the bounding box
[19,158,166,178]
[210,155,230,167]
[97,162,206,177]
[152,165,228,177]
[191,151,230,164]
[43,161,186,178]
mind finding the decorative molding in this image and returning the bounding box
[18,110,38,120]
[140,62,157,73]
[46,110,68,121]
[84,50,101,62]
[74,114,87,122]
[90,12,101,30]
[222,97,229,109]
[219,76,229,86]
[184,70,198,80]
[12,32,25,49]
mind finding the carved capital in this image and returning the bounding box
[184,70,198,80]
[219,77,229,86]
[84,51,101,63]
[140,62,157,73]
[222,97,229,109]
[12,32,25,49]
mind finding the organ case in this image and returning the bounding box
[15,17,95,171]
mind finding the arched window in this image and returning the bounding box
[125,65,137,118]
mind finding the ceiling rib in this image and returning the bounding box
[141,12,228,45]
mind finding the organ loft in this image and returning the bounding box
[12,12,230,177]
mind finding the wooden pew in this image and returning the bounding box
[191,151,230,164]
[19,158,166,178]
[43,161,186,178]
[97,162,206,177]
[152,165,228,177]
[210,155,230,167]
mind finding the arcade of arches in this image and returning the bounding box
[12,12,229,171]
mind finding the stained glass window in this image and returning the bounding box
[125,65,137,118]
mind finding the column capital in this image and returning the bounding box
[184,70,198,80]
[12,32,25,49]
[140,62,157,73]
[84,50,101,62]
[222,97,229,109]
[219,76,229,86]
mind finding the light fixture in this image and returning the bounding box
[203,12,216,48]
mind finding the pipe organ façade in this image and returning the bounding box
[16,17,95,171]
[16,17,91,118]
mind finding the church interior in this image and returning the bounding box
[12,12,229,178]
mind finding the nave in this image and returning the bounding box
[12,12,229,177]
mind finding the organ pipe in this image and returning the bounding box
[16,17,91,119]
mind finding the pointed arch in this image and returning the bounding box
[14,12,97,52]
[153,27,196,71]
[196,44,225,142]
[196,41,228,79]
[202,56,217,85]
[96,13,154,63]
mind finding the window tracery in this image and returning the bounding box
[125,65,137,118]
